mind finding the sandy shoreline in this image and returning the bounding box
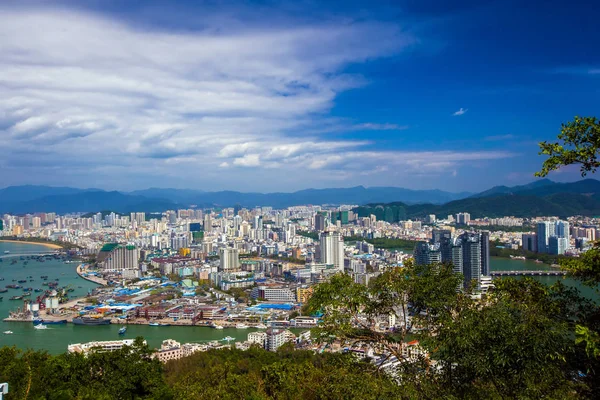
[0,239,63,249]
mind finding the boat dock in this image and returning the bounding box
[490,270,567,277]
[76,265,108,286]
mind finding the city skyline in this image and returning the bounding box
[1,0,599,192]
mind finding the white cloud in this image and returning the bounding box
[453,107,468,116]
[233,154,261,167]
[0,5,516,191]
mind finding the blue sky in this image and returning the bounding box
[0,0,598,193]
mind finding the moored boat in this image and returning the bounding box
[72,316,111,325]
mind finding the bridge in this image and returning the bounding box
[490,270,567,277]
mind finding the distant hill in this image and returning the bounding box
[128,186,472,208]
[354,191,600,221]
[2,179,599,215]
[471,179,600,200]
[0,191,177,214]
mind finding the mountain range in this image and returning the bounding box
[355,179,600,219]
[0,179,599,216]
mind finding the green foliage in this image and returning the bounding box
[308,260,598,398]
[0,338,170,399]
[536,116,600,177]
[298,231,417,251]
[164,347,402,400]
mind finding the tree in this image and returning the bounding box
[307,261,593,398]
[535,116,600,381]
[536,116,600,177]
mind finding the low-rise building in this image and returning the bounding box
[68,339,144,355]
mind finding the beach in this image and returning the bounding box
[0,239,62,249]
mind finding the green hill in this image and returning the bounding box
[354,192,600,220]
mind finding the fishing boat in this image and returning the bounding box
[222,336,236,344]
[118,326,127,335]
[3,330,13,334]
[235,323,249,329]
[3,250,9,254]
[72,316,111,326]
[158,323,171,327]
[0,288,7,293]
[34,324,48,330]
[148,322,160,326]
[10,295,23,300]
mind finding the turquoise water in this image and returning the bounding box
[489,257,599,300]
[0,242,272,354]
[1,242,597,354]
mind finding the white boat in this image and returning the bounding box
[222,336,235,344]
[255,323,267,329]
[34,324,48,330]
[3,330,13,334]
[3,251,9,254]
[235,323,249,329]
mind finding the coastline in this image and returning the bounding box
[0,239,62,249]
[76,264,108,286]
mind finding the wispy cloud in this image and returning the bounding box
[453,107,468,116]
[485,134,516,141]
[551,66,600,76]
[352,123,409,131]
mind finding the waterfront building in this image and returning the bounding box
[266,328,287,351]
[247,331,268,348]
[68,339,144,355]
[536,221,554,254]
[97,243,139,272]
[548,236,568,255]
[522,233,538,252]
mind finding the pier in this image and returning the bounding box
[490,270,567,277]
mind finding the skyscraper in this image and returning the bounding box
[555,220,570,239]
[421,231,490,290]
[432,229,452,244]
[536,221,552,254]
[522,233,538,252]
[460,232,483,289]
[414,242,442,266]
[314,213,326,232]
[319,231,344,271]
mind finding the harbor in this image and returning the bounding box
[2,241,597,354]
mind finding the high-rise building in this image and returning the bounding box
[555,220,570,239]
[422,231,490,289]
[536,221,552,254]
[314,213,326,231]
[97,244,139,272]
[219,247,240,271]
[548,236,568,255]
[414,242,442,266]
[522,233,537,252]
[460,232,483,289]
[431,229,452,244]
[319,231,344,271]
[456,212,471,225]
